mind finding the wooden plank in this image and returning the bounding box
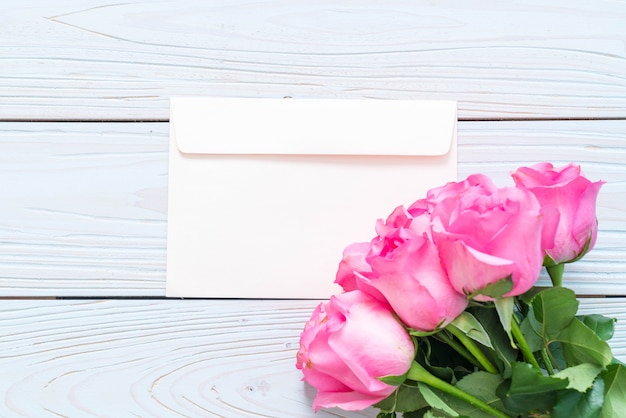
[0,298,624,417]
[0,299,374,418]
[1,1,626,120]
[0,120,624,297]
[459,120,626,295]
[0,123,168,296]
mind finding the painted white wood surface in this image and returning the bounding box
[0,300,372,418]
[1,120,624,297]
[0,123,167,296]
[0,298,624,418]
[2,1,626,120]
[2,1,626,416]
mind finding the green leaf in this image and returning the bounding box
[531,287,579,338]
[495,297,515,347]
[547,341,568,371]
[554,363,603,392]
[456,371,503,396]
[555,318,613,368]
[377,412,396,418]
[473,276,513,299]
[600,363,626,418]
[422,411,455,418]
[520,309,544,352]
[403,410,429,418]
[497,378,556,415]
[577,314,616,342]
[395,384,429,413]
[471,306,517,378]
[518,286,548,305]
[373,391,397,412]
[421,411,471,418]
[552,376,604,418]
[507,362,569,395]
[418,337,472,383]
[374,383,428,413]
[418,382,460,417]
[498,362,568,414]
[449,312,493,349]
[449,372,510,418]
[379,372,409,386]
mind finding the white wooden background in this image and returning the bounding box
[1,1,626,417]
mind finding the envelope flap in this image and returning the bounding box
[170,98,456,156]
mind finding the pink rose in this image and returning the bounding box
[512,162,605,264]
[430,174,544,300]
[335,206,468,332]
[296,290,415,411]
[335,242,371,292]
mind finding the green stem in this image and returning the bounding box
[447,325,498,374]
[510,318,541,371]
[407,361,511,418]
[546,345,562,373]
[541,348,555,375]
[437,332,483,370]
[546,263,564,287]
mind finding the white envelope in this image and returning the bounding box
[166,98,457,299]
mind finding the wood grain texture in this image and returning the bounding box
[2,3,625,417]
[0,300,375,418]
[1,120,624,297]
[0,123,167,296]
[2,1,626,120]
[460,120,626,296]
[0,298,624,417]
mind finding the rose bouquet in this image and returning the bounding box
[296,162,625,417]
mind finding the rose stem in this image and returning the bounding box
[407,361,511,418]
[510,318,541,371]
[541,348,556,375]
[546,263,564,287]
[447,325,498,374]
